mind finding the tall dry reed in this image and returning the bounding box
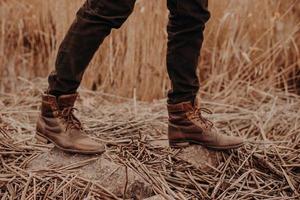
[0,0,299,100]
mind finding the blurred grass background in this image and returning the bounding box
[0,0,299,101]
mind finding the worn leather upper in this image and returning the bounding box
[167,101,245,149]
[36,93,105,154]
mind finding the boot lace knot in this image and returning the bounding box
[60,107,82,130]
[190,107,214,129]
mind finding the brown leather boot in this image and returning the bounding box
[167,101,245,150]
[36,93,105,154]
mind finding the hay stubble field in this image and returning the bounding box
[0,0,300,199]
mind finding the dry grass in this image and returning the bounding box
[0,0,299,100]
[0,78,299,199]
[0,0,300,199]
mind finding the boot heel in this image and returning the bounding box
[169,140,190,148]
[35,134,50,144]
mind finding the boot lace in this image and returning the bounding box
[60,107,82,130]
[189,108,214,129]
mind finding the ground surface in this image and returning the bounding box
[0,78,300,199]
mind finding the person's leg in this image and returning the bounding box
[166,0,210,104]
[37,0,136,154]
[166,0,245,150]
[48,0,136,96]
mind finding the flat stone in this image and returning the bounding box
[149,137,218,171]
[27,148,153,199]
[150,137,218,171]
[177,145,218,171]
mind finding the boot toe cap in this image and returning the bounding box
[219,134,245,149]
[75,138,106,154]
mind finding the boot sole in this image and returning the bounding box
[35,132,105,155]
[169,139,244,150]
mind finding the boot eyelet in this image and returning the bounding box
[53,111,60,117]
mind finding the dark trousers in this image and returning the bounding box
[48,0,210,104]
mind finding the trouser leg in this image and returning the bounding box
[166,0,210,104]
[48,0,136,96]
